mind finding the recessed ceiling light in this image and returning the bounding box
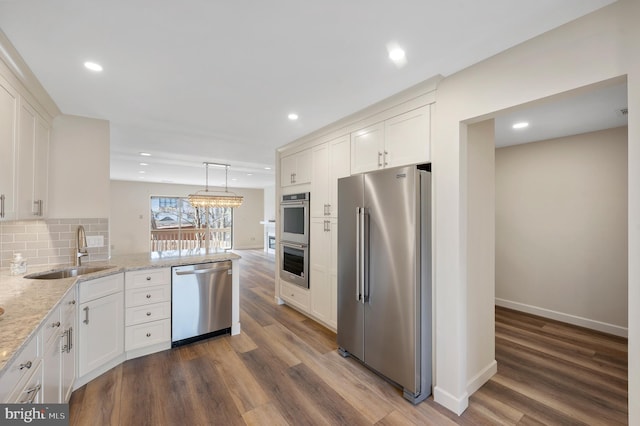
[139,152,151,157]
[387,44,407,68]
[247,173,253,176]
[512,122,529,129]
[139,162,149,166]
[264,167,272,170]
[84,61,103,72]
[138,170,145,174]
[288,113,299,121]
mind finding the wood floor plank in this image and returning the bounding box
[69,250,628,426]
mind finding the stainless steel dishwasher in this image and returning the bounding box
[171,261,232,347]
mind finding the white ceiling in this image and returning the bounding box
[0,0,619,188]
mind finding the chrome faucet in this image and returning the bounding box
[75,225,88,266]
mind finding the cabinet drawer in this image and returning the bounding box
[79,273,124,304]
[280,280,310,311]
[125,301,171,326]
[0,335,40,403]
[8,361,42,404]
[126,284,170,307]
[125,268,170,288]
[125,319,171,351]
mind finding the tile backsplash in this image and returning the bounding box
[0,218,109,269]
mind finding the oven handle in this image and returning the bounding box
[280,200,308,206]
[280,241,307,249]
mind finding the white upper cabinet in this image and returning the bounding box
[311,135,350,217]
[281,149,311,187]
[350,122,385,175]
[0,75,17,221]
[16,100,49,219]
[384,104,430,168]
[351,104,431,174]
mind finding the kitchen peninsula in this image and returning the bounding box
[0,250,240,403]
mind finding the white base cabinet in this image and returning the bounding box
[124,268,171,359]
[77,274,124,386]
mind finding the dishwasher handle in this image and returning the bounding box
[174,263,231,275]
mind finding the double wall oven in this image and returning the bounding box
[279,192,310,288]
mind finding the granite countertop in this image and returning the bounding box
[0,250,240,374]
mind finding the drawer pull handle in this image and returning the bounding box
[83,306,90,324]
[146,333,151,337]
[146,294,151,299]
[19,361,32,370]
[51,321,61,328]
[146,276,151,281]
[69,300,76,305]
[146,312,151,316]
[20,384,41,404]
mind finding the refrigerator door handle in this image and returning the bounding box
[362,207,369,303]
[357,207,368,304]
[356,207,362,302]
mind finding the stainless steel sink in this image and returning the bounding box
[25,266,115,280]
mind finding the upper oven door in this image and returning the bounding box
[280,196,309,244]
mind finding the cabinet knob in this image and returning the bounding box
[69,300,76,305]
[146,312,152,316]
[19,361,32,370]
[146,294,151,299]
[146,276,151,281]
[51,321,61,328]
[146,333,151,337]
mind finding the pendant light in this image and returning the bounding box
[188,162,243,208]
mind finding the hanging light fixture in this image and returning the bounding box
[188,162,243,208]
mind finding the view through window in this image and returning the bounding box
[150,197,232,252]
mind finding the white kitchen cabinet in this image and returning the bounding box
[281,149,311,187]
[311,135,350,218]
[8,362,42,404]
[77,274,124,384]
[16,99,49,219]
[351,105,431,174]
[44,288,77,403]
[351,122,385,174]
[309,218,338,329]
[384,104,430,169]
[280,280,310,312]
[0,75,18,221]
[124,268,171,359]
[0,331,41,403]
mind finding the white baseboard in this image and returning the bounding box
[467,360,497,396]
[233,244,263,250]
[495,298,628,338]
[433,386,469,416]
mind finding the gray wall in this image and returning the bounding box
[110,180,264,255]
[495,126,628,335]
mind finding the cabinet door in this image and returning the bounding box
[281,150,312,187]
[42,335,61,403]
[310,218,335,327]
[16,100,36,219]
[33,115,49,217]
[78,291,124,377]
[310,143,329,217]
[328,135,350,217]
[384,105,430,168]
[293,149,311,184]
[280,154,296,186]
[0,76,17,221]
[351,122,384,174]
[60,291,76,402]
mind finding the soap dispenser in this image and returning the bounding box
[10,253,27,276]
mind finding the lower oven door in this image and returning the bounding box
[279,242,309,288]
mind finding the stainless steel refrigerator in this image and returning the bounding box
[337,164,432,404]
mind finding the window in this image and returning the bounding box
[150,196,233,252]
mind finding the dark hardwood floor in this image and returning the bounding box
[70,249,628,425]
